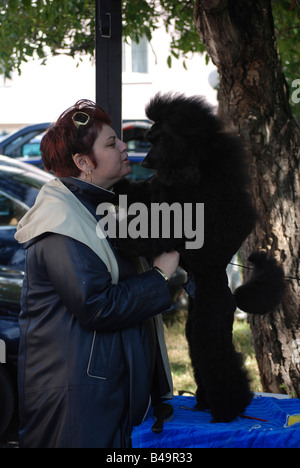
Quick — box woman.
[15,99,179,448]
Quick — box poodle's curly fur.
[113,93,285,422]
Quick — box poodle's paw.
[209,391,254,423]
[195,390,210,411]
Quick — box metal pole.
[95,0,122,138]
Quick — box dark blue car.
[0,157,54,435]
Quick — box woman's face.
[80,124,131,189]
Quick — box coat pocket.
[87,331,116,379]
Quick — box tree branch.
[194,0,240,68]
[195,0,228,14]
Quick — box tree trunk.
[194,0,300,397]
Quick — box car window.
[0,193,27,227]
[3,131,36,157]
[22,141,41,157]
[127,138,151,153]
[3,130,45,158]
[123,123,152,154]
[127,161,154,181]
[0,167,44,207]
[22,133,45,158]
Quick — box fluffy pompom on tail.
[234,251,285,315]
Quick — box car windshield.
[0,165,51,207]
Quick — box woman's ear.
[73,154,93,173]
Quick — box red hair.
[41,99,112,177]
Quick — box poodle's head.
[143,92,222,186]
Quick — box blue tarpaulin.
[132,395,300,448]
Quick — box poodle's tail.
[234,251,285,315]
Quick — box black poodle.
[112,92,285,423]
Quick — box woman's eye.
[108,139,116,147]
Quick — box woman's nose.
[119,139,128,152]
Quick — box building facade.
[0,25,217,134]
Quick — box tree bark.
[194,0,300,397]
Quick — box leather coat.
[16,178,173,448]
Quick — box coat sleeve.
[34,233,172,332]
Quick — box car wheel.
[0,364,15,437]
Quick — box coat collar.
[60,177,115,207]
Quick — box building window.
[123,36,149,75]
[131,36,148,74]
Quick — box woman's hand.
[153,251,180,280]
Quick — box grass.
[232,318,262,392]
[164,310,197,395]
[163,309,263,396]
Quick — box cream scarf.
[15,178,119,283]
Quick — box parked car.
[0,120,153,169]
[0,156,54,436]
[0,154,186,437]
[0,123,51,168]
